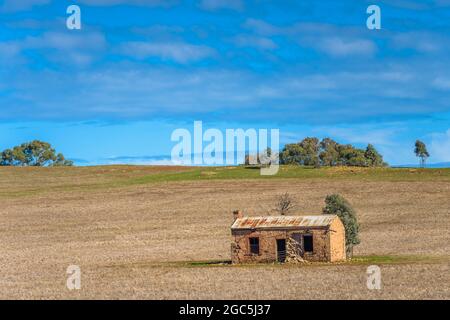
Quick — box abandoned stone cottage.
[231,211,346,263]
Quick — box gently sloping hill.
[0,165,197,198]
[129,166,450,184]
[1,166,449,199]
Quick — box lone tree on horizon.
[414,140,429,168]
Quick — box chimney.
[233,210,243,221]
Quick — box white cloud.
[103,155,175,166]
[76,0,174,7]
[0,0,50,12]
[25,31,106,51]
[377,0,432,10]
[379,0,450,10]
[0,41,21,57]
[391,32,448,53]
[244,19,377,57]
[78,0,164,6]
[435,0,450,6]
[199,0,243,11]
[1,0,175,12]
[433,77,450,90]
[232,35,277,50]
[131,25,185,38]
[313,125,404,146]
[244,19,283,36]
[2,62,445,123]
[314,37,377,57]
[244,18,450,58]
[0,31,107,67]
[120,41,216,63]
[430,129,450,162]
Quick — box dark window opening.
[249,237,259,254]
[303,235,313,252]
[276,239,286,262]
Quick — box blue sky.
[1,0,450,165]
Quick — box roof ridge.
[232,215,337,229]
[237,214,336,219]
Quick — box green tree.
[336,144,368,167]
[280,143,304,165]
[414,140,429,168]
[364,144,385,167]
[298,137,320,167]
[281,137,386,168]
[346,149,368,167]
[54,153,74,166]
[322,194,360,258]
[0,140,73,167]
[280,138,320,166]
[1,149,14,166]
[319,138,339,166]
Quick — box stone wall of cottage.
[231,228,333,263]
[329,217,346,262]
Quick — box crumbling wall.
[285,236,305,263]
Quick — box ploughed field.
[0,165,449,299]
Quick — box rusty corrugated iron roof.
[231,215,337,230]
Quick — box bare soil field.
[0,166,449,299]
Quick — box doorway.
[276,239,286,262]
